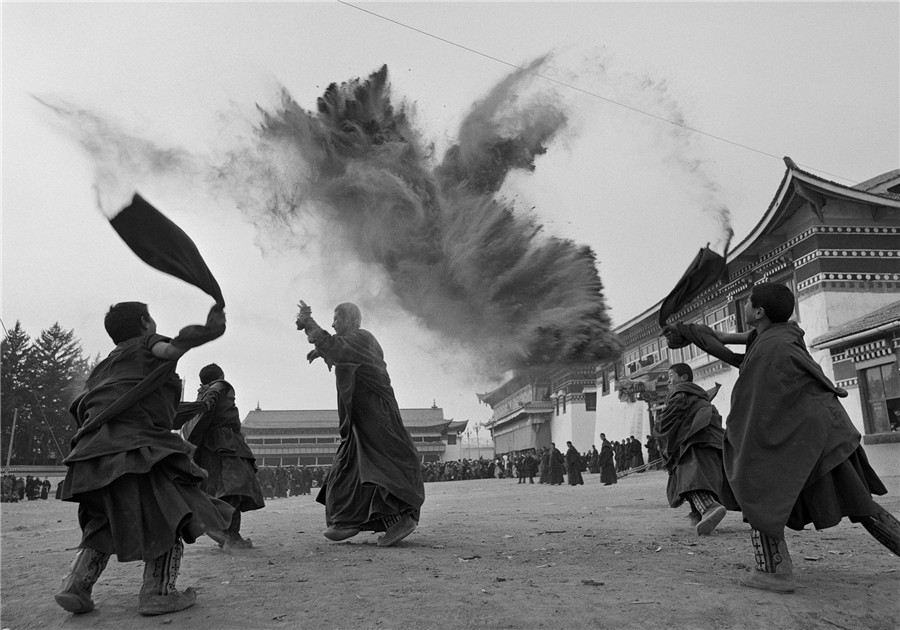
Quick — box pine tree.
[28,323,90,464]
[1,322,36,465]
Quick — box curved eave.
[729,163,900,263]
[612,163,900,334]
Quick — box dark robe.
[599,440,617,484]
[588,448,600,473]
[666,322,889,535]
[632,440,644,467]
[549,448,565,485]
[565,446,584,485]
[723,321,886,537]
[655,382,725,508]
[62,333,231,562]
[539,451,550,483]
[310,327,425,530]
[178,380,264,513]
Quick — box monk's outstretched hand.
[296,300,313,331]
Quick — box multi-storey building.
[481,162,900,477]
[242,404,467,466]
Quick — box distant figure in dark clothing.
[565,442,584,486]
[297,301,425,547]
[588,446,600,474]
[539,448,550,484]
[598,434,617,485]
[548,443,565,485]
[178,363,265,551]
[630,436,644,470]
[655,363,727,536]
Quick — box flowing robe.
[598,441,617,484]
[178,380,264,513]
[310,327,425,530]
[62,333,231,561]
[565,446,584,485]
[654,382,725,508]
[668,321,887,537]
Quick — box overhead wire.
[336,0,858,184]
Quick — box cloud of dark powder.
[224,61,623,371]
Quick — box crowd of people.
[256,465,320,498]
[1,473,54,502]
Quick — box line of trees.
[1,321,95,466]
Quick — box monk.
[178,363,265,551]
[655,363,727,535]
[598,434,617,485]
[565,441,584,486]
[296,301,425,547]
[548,443,566,485]
[665,282,899,593]
[57,302,231,616]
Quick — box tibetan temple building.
[479,161,900,477]
[242,404,468,466]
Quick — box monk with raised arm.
[296,301,425,547]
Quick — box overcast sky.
[3,1,898,432]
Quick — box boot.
[54,547,110,613]
[377,513,417,547]
[688,491,727,536]
[138,539,197,616]
[739,529,795,593]
[859,503,900,556]
[223,509,253,550]
[323,526,361,541]
[686,510,702,527]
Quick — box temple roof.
[242,407,450,430]
[614,161,900,333]
[810,300,900,349]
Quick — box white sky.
[2,1,898,432]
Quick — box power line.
[336,0,858,184]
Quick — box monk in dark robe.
[57,302,231,616]
[178,363,265,550]
[296,301,425,547]
[538,448,550,484]
[565,442,584,486]
[598,434,617,485]
[665,283,899,593]
[588,446,600,474]
[548,443,565,485]
[655,363,727,535]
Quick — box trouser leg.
[859,502,900,556]
[55,547,111,613]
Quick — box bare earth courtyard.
[2,470,898,630]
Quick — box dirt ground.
[1,470,898,630]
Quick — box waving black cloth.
[111,193,224,308]
[310,328,425,530]
[658,246,727,327]
[655,382,725,508]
